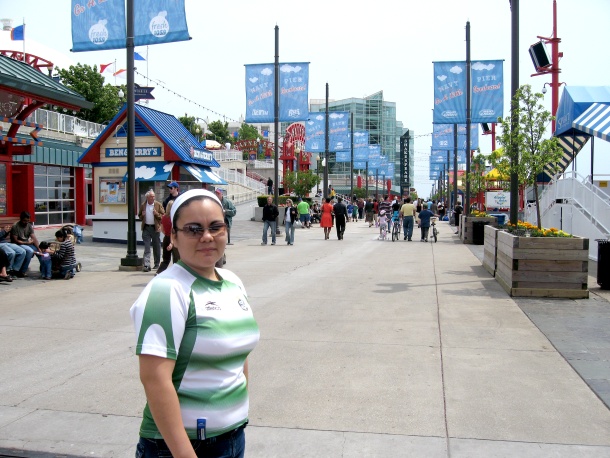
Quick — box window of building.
[34,165,75,225]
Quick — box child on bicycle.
[378,210,388,240]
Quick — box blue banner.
[367,145,381,169]
[471,60,503,123]
[304,111,349,152]
[431,124,479,150]
[336,151,350,162]
[353,130,369,161]
[279,63,309,121]
[71,0,126,52]
[433,61,467,124]
[245,63,309,123]
[245,64,275,123]
[431,149,465,164]
[354,162,367,169]
[134,0,190,46]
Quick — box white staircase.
[525,171,610,260]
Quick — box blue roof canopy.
[554,86,610,136]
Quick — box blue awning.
[122,162,174,182]
[572,103,610,142]
[183,163,227,185]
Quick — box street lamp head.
[118,89,124,98]
[542,86,547,94]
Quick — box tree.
[491,84,563,229]
[283,170,321,197]
[55,63,125,124]
[352,187,367,199]
[207,120,230,144]
[178,114,199,139]
[467,152,488,210]
[238,123,259,141]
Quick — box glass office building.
[309,91,414,194]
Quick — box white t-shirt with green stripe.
[130,262,260,439]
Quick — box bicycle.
[391,216,401,242]
[431,217,438,243]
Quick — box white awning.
[182,163,227,185]
[572,102,610,142]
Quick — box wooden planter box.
[460,215,498,244]
[483,225,499,277]
[495,230,589,298]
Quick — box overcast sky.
[1,0,609,197]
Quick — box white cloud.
[163,162,174,173]
[134,165,158,180]
[280,64,302,73]
[315,115,324,121]
[307,120,315,125]
[472,61,495,71]
[450,66,463,74]
[354,132,366,137]
[437,75,447,81]
[249,77,258,83]
[260,68,273,76]
[329,113,345,119]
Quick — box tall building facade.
[309,91,414,194]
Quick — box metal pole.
[551,0,559,134]
[274,26,280,207]
[465,21,472,215]
[510,0,520,225]
[365,162,369,197]
[120,0,140,269]
[350,112,354,201]
[453,124,458,209]
[591,136,594,184]
[446,150,450,209]
[323,83,329,200]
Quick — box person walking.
[261,196,278,245]
[454,202,464,234]
[267,177,273,194]
[296,198,311,228]
[417,203,434,242]
[320,197,334,240]
[364,198,374,227]
[283,199,299,245]
[357,198,365,220]
[130,189,259,458]
[333,197,348,240]
[163,181,180,211]
[138,190,164,272]
[156,200,180,275]
[215,188,236,245]
[399,197,416,241]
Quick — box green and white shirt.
[130,262,260,439]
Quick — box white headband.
[170,189,222,223]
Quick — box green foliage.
[467,153,488,194]
[208,120,230,144]
[283,170,321,198]
[492,84,563,228]
[352,187,367,199]
[178,114,199,139]
[238,123,260,141]
[55,63,125,123]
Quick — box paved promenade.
[1,202,610,457]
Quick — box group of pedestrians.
[0,212,78,281]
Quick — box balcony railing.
[24,108,104,139]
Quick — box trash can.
[597,239,610,289]
[490,213,507,226]
[472,221,489,245]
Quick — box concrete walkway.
[1,205,609,457]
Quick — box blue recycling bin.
[489,213,507,226]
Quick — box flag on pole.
[113,68,127,80]
[134,52,146,61]
[100,62,114,74]
[11,24,24,41]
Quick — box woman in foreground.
[130,189,260,458]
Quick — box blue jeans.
[40,258,52,278]
[0,243,26,271]
[59,263,77,278]
[285,221,295,244]
[17,244,37,274]
[262,220,276,244]
[135,427,245,458]
[403,216,414,240]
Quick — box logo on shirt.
[238,299,248,311]
[204,301,221,311]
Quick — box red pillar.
[75,167,87,225]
